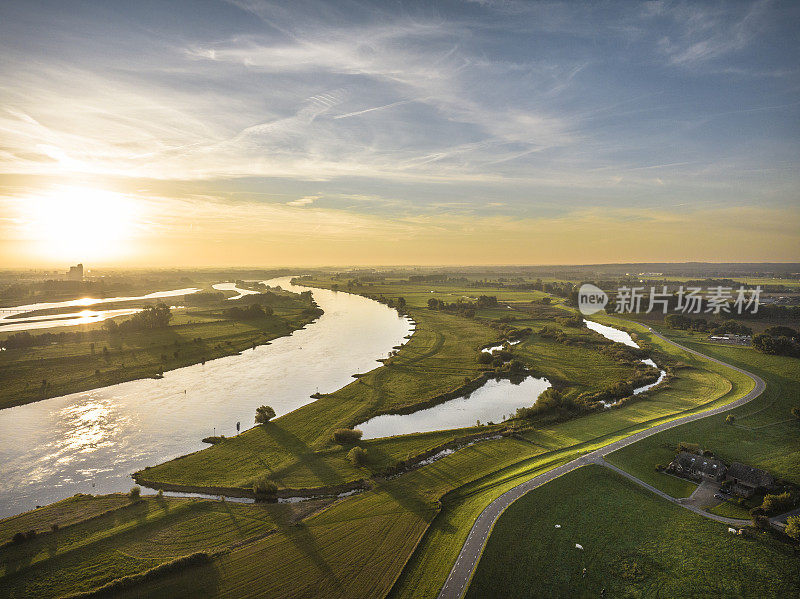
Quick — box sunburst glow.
[19,186,142,262]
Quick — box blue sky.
[0,0,798,265]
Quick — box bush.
[677,442,700,454]
[333,428,363,445]
[12,532,25,543]
[786,515,800,540]
[255,405,276,424]
[751,514,770,530]
[253,477,277,498]
[348,446,368,466]
[128,486,141,500]
[51,523,59,532]
[555,315,583,327]
[760,491,796,516]
[725,414,736,424]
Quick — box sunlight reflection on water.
[0,277,412,517]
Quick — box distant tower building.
[67,263,84,281]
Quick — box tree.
[129,486,141,500]
[255,405,276,424]
[427,298,439,309]
[764,326,799,340]
[760,492,796,516]
[786,515,800,540]
[333,428,362,444]
[253,477,277,498]
[348,446,368,466]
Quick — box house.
[726,462,776,498]
[667,452,727,482]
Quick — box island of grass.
[0,285,322,409]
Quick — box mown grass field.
[0,494,327,599]
[606,328,800,495]
[0,296,317,410]
[465,465,800,599]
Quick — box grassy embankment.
[103,280,754,599]
[465,465,800,599]
[0,290,318,410]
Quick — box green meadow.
[466,465,800,599]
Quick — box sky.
[0,0,798,267]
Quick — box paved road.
[438,326,765,599]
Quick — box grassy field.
[0,293,318,410]
[130,281,761,599]
[465,465,800,599]
[0,494,328,599]
[606,329,800,495]
[4,279,783,598]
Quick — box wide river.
[0,277,411,518]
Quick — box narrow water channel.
[583,320,667,405]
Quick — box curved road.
[438,326,766,599]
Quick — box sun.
[21,186,142,263]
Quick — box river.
[0,287,201,333]
[0,277,412,517]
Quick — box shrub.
[677,442,700,454]
[128,486,141,500]
[786,515,800,540]
[255,405,276,424]
[725,414,736,424]
[555,315,583,327]
[12,532,25,543]
[348,446,368,466]
[792,407,800,420]
[253,477,278,498]
[51,523,59,532]
[333,428,363,445]
[760,491,796,516]
[751,514,770,530]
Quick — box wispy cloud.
[0,0,796,259]
[286,195,319,206]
